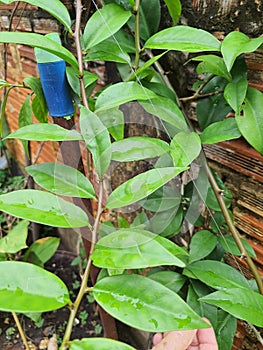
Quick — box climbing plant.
[0,1,263,349]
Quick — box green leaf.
[141,185,181,212]
[5,123,83,141]
[236,87,263,154]
[70,338,136,350]
[148,271,186,293]
[23,237,60,266]
[148,207,183,238]
[200,288,263,327]
[221,31,263,71]
[85,40,131,64]
[128,52,168,81]
[196,77,232,130]
[0,220,28,254]
[18,95,33,156]
[18,95,33,128]
[95,82,157,112]
[189,230,217,263]
[1,0,72,32]
[0,32,78,71]
[112,136,169,162]
[224,78,248,114]
[218,235,256,258]
[200,118,241,144]
[144,26,221,52]
[80,107,112,177]
[0,190,90,228]
[26,163,95,199]
[23,76,48,121]
[97,107,124,141]
[0,79,11,88]
[83,4,132,50]
[139,97,188,131]
[106,167,187,209]
[170,132,201,167]
[192,55,232,82]
[215,312,237,350]
[128,0,161,40]
[92,228,187,269]
[163,0,182,25]
[93,274,209,332]
[184,260,250,290]
[0,261,70,312]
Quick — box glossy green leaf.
[148,207,183,238]
[221,31,263,71]
[97,107,124,141]
[106,167,186,209]
[26,163,95,199]
[215,312,237,350]
[85,40,131,64]
[0,261,70,312]
[189,230,217,263]
[1,0,72,32]
[0,32,78,71]
[0,190,90,228]
[218,235,256,258]
[80,106,112,177]
[129,52,167,81]
[144,26,221,52]
[164,0,182,25]
[83,4,132,50]
[5,123,83,141]
[224,78,248,114]
[148,271,186,293]
[23,237,60,266]
[184,260,250,290]
[170,132,201,167]
[0,220,28,254]
[200,288,263,327]
[139,97,188,131]
[23,76,48,121]
[128,0,160,40]
[112,136,169,162]
[192,55,231,82]
[66,69,98,97]
[95,82,157,112]
[70,338,135,350]
[18,95,33,156]
[92,228,187,269]
[18,95,33,129]
[236,87,263,154]
[196,77,232,130]
[93,274,209,332]
[200,118,241,144]
[141,185,181,212]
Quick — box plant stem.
[12,312,30,350]
[204,163,263,294]
[74,0,89,108]
[134,0,141,71]
[60,180,104,349]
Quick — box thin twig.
[74,0,89,108]
[60,180,104,349]
[180,89,224,102]
[12,312,30,350]
[134,0,141,70]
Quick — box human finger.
[152,329,197,350]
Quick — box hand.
[151,319,218,350]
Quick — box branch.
[134,0,141,71]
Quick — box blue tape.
[37,60,74,117]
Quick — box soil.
[0,251,103,350]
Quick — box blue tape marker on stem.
[35,33,74,118]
